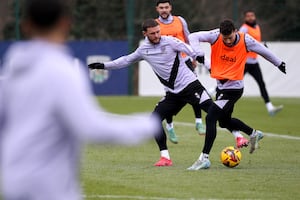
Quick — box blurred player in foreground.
[0,0,160,199]
[240,10,283,116]
[155,0,206,143]
[187,19,286,170]
[89,19,212,167]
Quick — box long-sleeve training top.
[0,40,159,200]
[104,36,198,94]
[188,29,282,90]
[239,25,260,64]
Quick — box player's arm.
[188,29,219,66]
[54,64,160,145]
[188,29,219,56]
[239,26,248,34]
[240,26,268,47]
[88,49,142,70]
[178,16,190,43]
[168,36,198,60]
[245,34,286,73]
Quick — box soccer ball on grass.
[220,146,242,168]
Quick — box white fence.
[138,42,300,97]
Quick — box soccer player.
[88,19,212,167]
[240,10,283,116]
[0,0,160,199]
[155,0,205,143]
[187,19,286,170]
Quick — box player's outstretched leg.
[228,118,264,153]
[219,116,249,149]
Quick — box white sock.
[160,150,170,160]
[232,130,243,138]
[266,102,274,111]
[195,118,203,124]
[198,152,209,161]
[166,122,173,130]
[250,129,257,137]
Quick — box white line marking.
[84,194,258,200]
[84,195,179,200]
[175,121,300,140]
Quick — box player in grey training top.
[88,19,213,167]
[0,1,160,199]
[155,0,206,143]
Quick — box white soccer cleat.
[250,130,264,154]
[268,105,283,116]
[187,159,211,170]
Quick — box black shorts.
[215,88,244,115]
[154,80,209,120]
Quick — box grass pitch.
[81,97,300,200]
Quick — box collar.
[233,33,240,45]
[144,36,162,46]
[222,33,240,47]
[158,14,174,24]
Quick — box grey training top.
[104,36,198,94]
[0,40,159,200]
[239,25,262,64]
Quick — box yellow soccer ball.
[220,146,242,168]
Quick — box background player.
[187,19,286,170]
[240,10,283,116]
[155,0,205,143]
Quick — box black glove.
[88,62,105,69]
[278,62,286,74]
[196,56,204,64]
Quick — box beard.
[149,37,161,44]
[245,20,257,27]
[160,12,170,19]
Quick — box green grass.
[81,97,300,200]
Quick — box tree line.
[2,0,300,45]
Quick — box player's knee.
[206,111,218,125]
[206,104,221,123]
[152,110,164,121]
[218,120,227,128]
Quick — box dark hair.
[243,9,255,16]
[142,19,159,32]
[156,0,171,6]
[24,0,70,29]
[220,19,236,35]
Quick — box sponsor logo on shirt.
[220,54,236,62]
